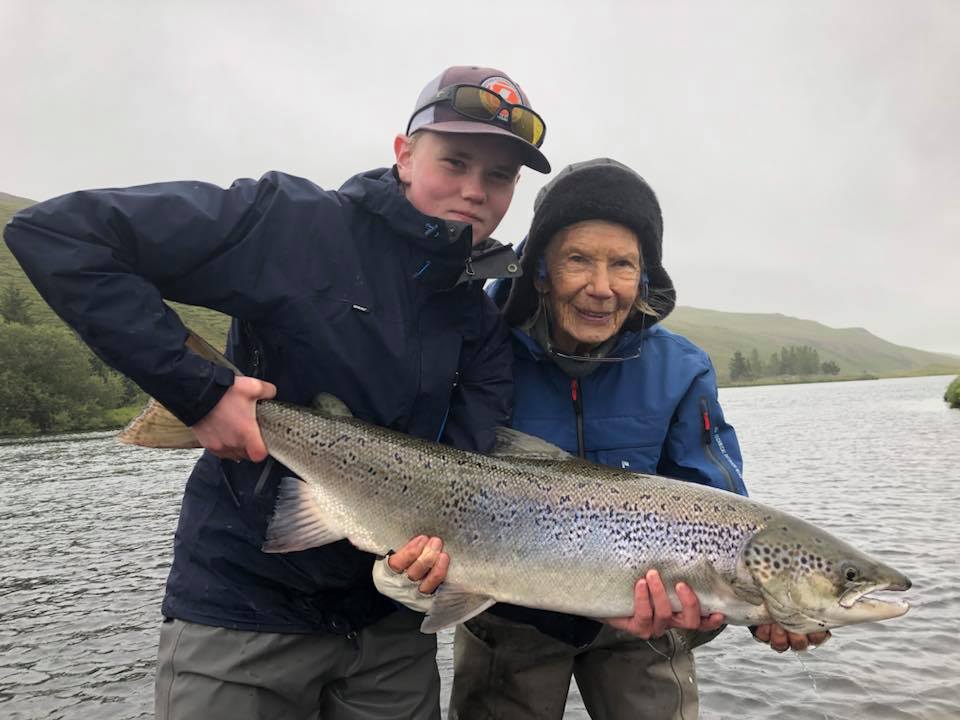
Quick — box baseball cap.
[406,66,551,173]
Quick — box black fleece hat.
[502,158,676,330]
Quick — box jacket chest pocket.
[584,415,667,473]
[593,446,662,473]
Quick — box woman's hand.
[604,569,726,639]
[750,623,831,652]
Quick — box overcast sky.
[3,0,958,353]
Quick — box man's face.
[394,131,522,245]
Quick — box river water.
[1,374,958,719]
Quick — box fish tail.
[117,329,240,449]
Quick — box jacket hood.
[501,158,676,330]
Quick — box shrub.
[946,376,960,409]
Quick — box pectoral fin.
[419,585,496,633]
[262,477,347,552]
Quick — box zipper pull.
[699,398,712,445]
[570,378,581,410]
[571,379,585,458]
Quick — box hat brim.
[415,121,551,173]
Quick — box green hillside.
[662,306,960,382]
[2,191,958,387]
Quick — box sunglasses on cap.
[407,84,546,148]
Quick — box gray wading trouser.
[450,612,722,720]
[156,608,440,720]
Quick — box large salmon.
[120,331,911,634]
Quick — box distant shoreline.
[717,370,958,389]
[3,373,957,440]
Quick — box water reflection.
[1,376,958,718]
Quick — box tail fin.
[118,329,241,449]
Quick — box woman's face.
[394,131,521,245]
[539,220,642,353]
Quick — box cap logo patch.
[482,76,521,122]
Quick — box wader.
[156,608,440,720]
[450,612,720,720]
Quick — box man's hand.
[750,623,831,653]
[372,535,449,613]
[191,376,277,462]
[388,535,450,594]
[604,569,726,640]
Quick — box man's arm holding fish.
[191,376,277,462]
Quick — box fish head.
[742,518,911,634]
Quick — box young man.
[4,66,549,720]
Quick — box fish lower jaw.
[838,584,912,621]
[840,596,911,621]
[778,599,911,634]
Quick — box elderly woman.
[447,158,827,720]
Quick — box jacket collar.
[512,324,650,364]
[339,167,520,289]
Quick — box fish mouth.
[838,580,911,619]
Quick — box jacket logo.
[424,222,439,237]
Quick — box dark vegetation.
[945,376,960,409]
[728,345,841,382]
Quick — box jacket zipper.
[571,379,585,458]
[699,398,735,493]
[435,371,459,442]
[242,320,264,378]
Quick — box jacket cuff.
[177,363,236,427]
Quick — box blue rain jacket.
[4,168,514,634]
[508,325,745,492]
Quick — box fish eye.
[841,563,860,582]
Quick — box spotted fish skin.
[254,401,911,634]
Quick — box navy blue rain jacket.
[487,278,746,644]
[4,168,514,634]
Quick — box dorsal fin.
[492,426,573,461]
[185,329,243,373]
[310,393,354,418]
